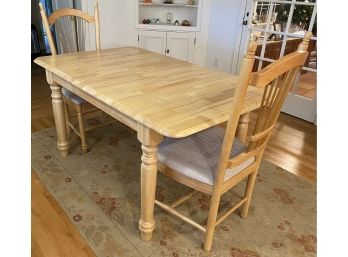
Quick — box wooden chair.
[39,1,109,153]
[156,32,312,251]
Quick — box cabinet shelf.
[136,0,202,32]
[139,3,198,8]
[136,23,198,32]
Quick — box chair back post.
[94,1,101,51]
[214,40,258,192]
[203,39,257,251]
[39,2,57,55]
[297,31,312,52]
[246,35,310,153]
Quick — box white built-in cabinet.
[135,0,202,32]
[138,30,195,63]
[135,0,201,63]
[138,31,166,55]
[166,31,195,62]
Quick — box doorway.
[234,0,317,123]
[39,0,55,54]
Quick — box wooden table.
[34,47,263,241]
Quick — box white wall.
[82,0,138,50]
[79,0,245,72]
[97,0,136,48]
[193,0,212,67]
[120,0,215,67]
[80,0,212,63]
[125,0,140,47]
[205,0,244,73]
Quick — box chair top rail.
[48,8,95,25]
[249,51,308,88]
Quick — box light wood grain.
[31,62,316,257]
[216,198,247,226]
[157,162,213,195]
[236,113,250,143]
[297,32,312,52]
[34,45,263,248]
[33,33,311,252]
[94,1,101,51]
[249,51,308,88]
[39,1,102,154]
[34,47,264,138]
[47,8,95,25]
[171,190,198,208]
[155,34,311,251]
[203,40,258,251]
[155,199,207,232]
[76,104,88,152]
[39,1,100,56]
[47,71,69,157]
[137,124,163,241]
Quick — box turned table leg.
[236,113,250,144]
[137,124,163,241]
[46,71,69,157]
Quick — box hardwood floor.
[249,111,316,182]
[294,71,317,99]
[31,64,316,257]
[32,170,96,257]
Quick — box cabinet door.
[166,32,195,63]
[138,31,166,55]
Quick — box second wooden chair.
[156,32,312,251]
[39,1,112,153]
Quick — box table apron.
[52,74,138,132]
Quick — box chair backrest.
[246,32,311,156]
[39,1,100,55]
[214,32,312,187]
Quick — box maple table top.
[35,47,263,138]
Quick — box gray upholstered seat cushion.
[62,88,86,105]
[158,126,255,185]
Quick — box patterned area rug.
[31,123,316,257]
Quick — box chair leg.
[76,104,88,153]
[241,170,258,219]
[64,99,71,139]
[203,194,221,251]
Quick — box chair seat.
[62,88,86,105]
[158,126,255,186]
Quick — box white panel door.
[166,32,195,63]
[235,0,317,123]
[138,30,166,55]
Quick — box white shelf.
[139,3,198,8]
[135,0,202,32]
[136,23,198,32]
